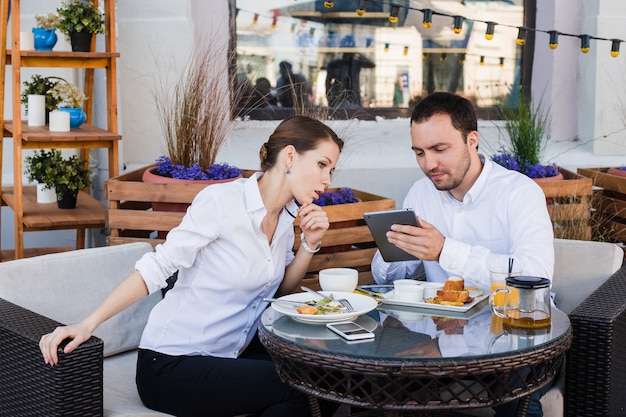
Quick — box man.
[372,91,553,291]
[371,92,554,417]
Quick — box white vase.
[36,183,57,204]
[27,94,46,127]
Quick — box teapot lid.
[505,276,550,289]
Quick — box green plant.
[56,0,105,35]
[21,75,63,113]
[24,149,63,189]
[51,154,92,201]
[35,12,61,30]
[498,95,550,167]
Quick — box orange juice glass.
[489,270,522,307]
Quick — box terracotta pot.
[607,167,626,178]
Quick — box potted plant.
[49,77,88,128]
[51,154,93,209]
[33,12,60,51]
[56,0,105,52]
[24,149,62,204]
[312,187,360,206]
[20,74,63,121]
[491,95,561,180]
[144,40,245,186]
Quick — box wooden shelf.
[1,186,106,231]
[3,121,120,145]
[0,0,119,260]
[5,50,120,68]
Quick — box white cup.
[318,268,358,293]
[421,282,444,300]
[20,32,34,50]
[393,279,424,302]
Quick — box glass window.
[234,0,525,119]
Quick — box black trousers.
[136,336,311,417]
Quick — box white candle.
[48,110,70,132]
[27,94,46,127]
[20,32,34,50]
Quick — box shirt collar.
[243,171,299,221]
[458,154,491,204]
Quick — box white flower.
[49,79,88,108]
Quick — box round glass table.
[259,298,572,417]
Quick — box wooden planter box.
[105,166,395,288]
[577,167,626,244]
[535,168,593,240]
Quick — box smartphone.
[326,321,375,341]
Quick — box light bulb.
[479,56,485,66]
[516,27,527,46]
[389,5,399,24]
[422,9,432,29]
[549,31,559,50]
[485,22,496,40]
[356,0,367,16]
[324,1,334,8]
[580,35,590,54]
[611,39,621,57]
[453,16,464,34]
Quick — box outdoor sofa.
[0,239,624,417]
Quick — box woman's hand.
[298,203,329,247]
[39,322,93,366]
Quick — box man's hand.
[386,217,445,261]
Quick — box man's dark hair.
[410,92,478,141]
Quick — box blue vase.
[32,28,58,51]
[59,107,87,129]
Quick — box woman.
[39,116,343,417]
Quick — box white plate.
[269,291,378,324]
[379,289,487,312]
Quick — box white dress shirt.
[372,156,554,290]
[136,173,297,358]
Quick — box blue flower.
[155,156,241,180]
[491,150,559,179]
[313,188,359,206]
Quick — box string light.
[611,39,621,57]
[309,28,315,37]
[403,46,409,56]
[459,54,465,64]
[389,5,399,24]
[422,9,432,28]
[440,53,447,62]
[422,52,426,60]
[499,57,504,67]
[356,0,367,16]
[453,16,464,34]
[549,30,559,49]
[485,22,496,40]
[236,3,626,59]
[516,27,527,45]
[384,42,390,53]
[479,56,485,66]
[580,35,590,53]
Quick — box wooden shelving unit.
[0,0,120,260]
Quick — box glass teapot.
[489,276,551,329]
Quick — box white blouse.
[136,173,297,358]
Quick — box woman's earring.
[285,167,291,174]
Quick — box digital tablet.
[364,209,420,262]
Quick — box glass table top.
[260,298,571,361]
